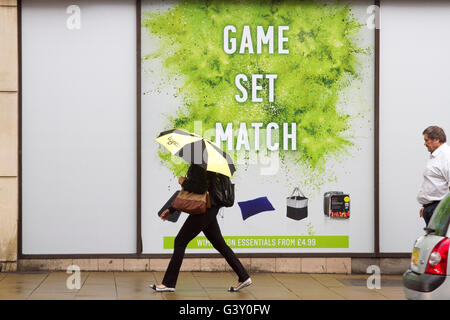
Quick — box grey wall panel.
[380,1,450,252]
[21,0,137,254]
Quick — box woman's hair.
[423,126,447,143]
[183,164,207,194]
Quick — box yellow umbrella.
[155,129,235,177]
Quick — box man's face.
[424,134,442,153]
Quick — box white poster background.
[141,0,375,254]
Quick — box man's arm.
[444,155,450,189]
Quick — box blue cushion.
[238,197,275,220]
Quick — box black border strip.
[19,252,411,259]
[374,0,380,255]
[136,0,143,254]
[17,0,23,261]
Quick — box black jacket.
[181,164,208,194]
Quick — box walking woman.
[151,164,252,292]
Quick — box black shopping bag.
[286,187,308,221]
[158,191,181,223]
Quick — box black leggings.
[162,206,249,288]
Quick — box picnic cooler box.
[323,191,350,219]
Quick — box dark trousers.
[162,206,249,288]
[423,201,439,226]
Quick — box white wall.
[21,0,137,254]
[380,1,450,252]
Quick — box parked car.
[403,194,450,299]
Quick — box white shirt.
[417,143,450,205]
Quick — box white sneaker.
[150,284,175,292]
[228,278,252,292]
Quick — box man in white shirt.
[417,126,450,225]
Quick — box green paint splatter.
[157,150,190,177]
[143,0,367,181]
[307,222,316,236]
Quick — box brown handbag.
[172,190,211,214]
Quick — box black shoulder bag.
[209,173,235,207]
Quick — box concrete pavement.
[0,271,406,300]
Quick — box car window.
[428,194,450,236]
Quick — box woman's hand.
[178,176,186,185]
[160,209,170,221]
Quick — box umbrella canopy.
[156,129,236,177]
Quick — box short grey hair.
[423,126,447,143]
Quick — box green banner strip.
[163,236,349,249]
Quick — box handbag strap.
[290,187,306,198]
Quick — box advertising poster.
[141,0,375,254]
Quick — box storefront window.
[21,0,137,254]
